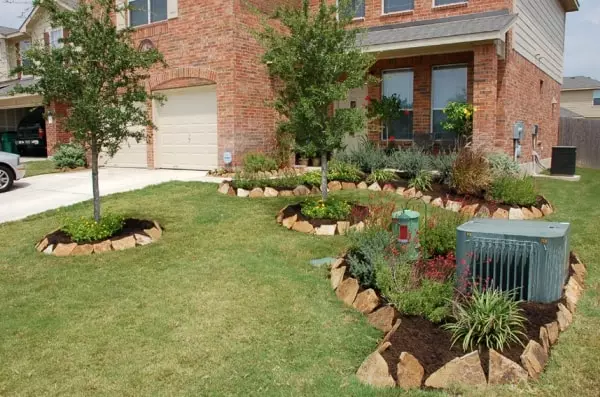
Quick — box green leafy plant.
[442,102,474,146]
[232,172,303,190]
[242,153,278,174]
[346,227,393,288]
[300,197,351,220]
[301,171,322,186]
[328,160,363,182]
[443,288,527,352]
[408,170,433,192]
[490,176,538,206]
[419,210,466,258]
[386,146,432,178]
[451,149,491,196]
[53,143,87,169]
[366,169,397,184]
[487,152,521,179]
[62,213,125,243]
[366,94,408,142]
[430,151,457,186]
[338,137,389,173]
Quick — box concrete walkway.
[0,167,225,224]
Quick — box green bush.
[451,149,491,196]
[376,259,454,323]
[338,138,388,173]
[62,214,125,243]
[490,176,537,207]
[420,211,466,258]
[443,288,527,352]
[386,146,432,178]
[430,151,457,185]
[408,170,433,192]
[366,169,397,184]
[53,143,87,169]
[232,172,303,190]
[300,197,351,221]
[487,152,521,179]
[242,152,278,174]
[301,171,322,186]
[328,160,363,182]
[346,228,393,288]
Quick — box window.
[19,40,32,69]
[593,90,600,106]
[50,28,63,48]
[129,0,167,27]
[382,69,414,140]
[339,0,365,19]
[432,65,468,140]
[383,0,414,14]
[434,0,468,6]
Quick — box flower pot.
[298,157,309,167]
[311,157,321,167]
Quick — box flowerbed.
[276,202,368,236]
[35,219,162,256]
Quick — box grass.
[24,160,60,177]
[0,170,599,396]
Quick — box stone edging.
[328,253,586,390]
[275,205,365,236]
[35,221,163,256]
[218,181,554,220]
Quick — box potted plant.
[441,102,475,148]
[366,94,406,146]
[296,145,310,166]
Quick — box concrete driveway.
[0,168,225,224]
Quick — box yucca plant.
[443,288,527,352]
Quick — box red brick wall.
[366,52,474,142]
[46,102,72,154]
[472,44,498,152]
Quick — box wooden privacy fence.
[559,117,600,169]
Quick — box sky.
[0,0,598,80]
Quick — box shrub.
[490,176,537,206]
[415,252,457,282]
[301,171,322,186]
[242,152,278,174]
[328,160,363,182]
[451,149,491,196]
[365,192,396,230]
[443,288,527,352]
[441,102,474,145]
[386,146,432,178]
[300,197,351,220]
[53,143,87,169]
[232,172,303,190]
[338,138,388,173]
[430,151,457,185]
[62,213,124,243]
[419,211,466,258]
[347,228,394,288]
[487,152,521,179]
[366,169,397,184]
[408,170,433,192]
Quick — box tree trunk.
[90,140,101,222]
[320,152,328,201]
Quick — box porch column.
[472,44,498,152]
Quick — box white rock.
[237,188,250,197]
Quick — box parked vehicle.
[16,107,46,156]
[0,151,26,192]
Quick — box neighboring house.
[559,107,583,119]
[561,76,600,120]
[1,0,580,169]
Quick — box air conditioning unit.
[456,219,570,303]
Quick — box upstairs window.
[50,28,63,48]
[594,90,600,106]
[383,0,414,14]
[19,40,32,69]
[434,0,468,6]
[339,0,365,19]
[130,0,168,27]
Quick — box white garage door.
[154,85,218,170]
[101,136,148,168]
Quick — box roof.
[0,26,18,36]
[358,10,518,50]
[560,108,584,118]
[562,76,600,91]
[0,78,39,98]
[19,0,78,33]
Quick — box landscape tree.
[257,0,375,200]
[13,0,165,221]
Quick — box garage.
[100,135,148,168]
[153,85,218,170]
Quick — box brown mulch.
[45,218,155,246]
[281,203,369,227]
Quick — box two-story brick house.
[1,0,579,170]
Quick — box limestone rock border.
[218,181,554,220]
[35,220,163,257]
[276,204,365,236]
[328,252,586,390]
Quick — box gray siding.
[513,0,566,82]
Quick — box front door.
[335,85,368,151]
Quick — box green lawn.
[23,160,60,177]
[0,170,599,396]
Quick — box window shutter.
[116,0,126,30]
[44,32,50,47]
[167,0,178,19]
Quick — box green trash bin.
[391,209,420,260]
[1,131,18,154]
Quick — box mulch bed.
[281,203,369,227]
[381,300,560,383]
[45,218,156,246]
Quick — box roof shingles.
[562,76,600,90]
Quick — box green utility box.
[391,209,420,259]
[0,131,18,154]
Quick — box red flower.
[403,110,410,116]
[388,136,395,142]
[365,96,371,102]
